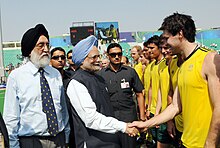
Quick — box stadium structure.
[1,28,220,78]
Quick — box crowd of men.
[0,12,220,148]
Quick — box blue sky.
[0,0,219,42]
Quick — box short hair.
[159,35,171,50]
[159,12,196,42]
[131,45,142,52]
[159,35,168,46]
[67,49,72,57]
[122,56,129,64]
[50,47,66,57]
[107,43,122,53]
[143,41,149,47]
[146,35,160,47]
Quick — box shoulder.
[204,51,218,64]
[46,65,60,76]
[8,63,29,79]
[203,51,220,75]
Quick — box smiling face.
[162,30,182,55]
[80,46,101,72]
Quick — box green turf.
[0,89,5,114]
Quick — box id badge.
[121,82,130,89]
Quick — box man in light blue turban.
[66,35,138,148]
[72,35,98,67]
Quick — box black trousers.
[19,131,65,148]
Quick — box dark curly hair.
[159,12,196,42]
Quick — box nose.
[43,45,50,52]
[58,57,63,61]
[96,56,101,62]
[115,54,120,58]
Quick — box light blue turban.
[72,35,98,67]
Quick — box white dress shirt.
[3,61,70,148]
[67,79,126,134]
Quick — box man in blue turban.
[66,35,139,148]
[72,35,98,67]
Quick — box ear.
[179,30,184,39]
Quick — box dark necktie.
[39,68,59,136]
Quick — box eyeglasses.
[109,52,122,58]
[35,42,51,50]
[67,56,72,59]
[51,55,66,60]
[87,54,101,60]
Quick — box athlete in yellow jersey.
[178,46,213,147]
[130,13,220,147]
[155,36,173,147]
[145,35,166,147]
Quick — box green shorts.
[157,123,172,144]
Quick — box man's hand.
[128,121,148,133]
[125,123,139,137]
[167,120,176,138]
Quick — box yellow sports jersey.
[169,56,179,90]
[178,47,212,147]
[134,62,143,83]
[158,60,169,111]
[143,60,155,105]
[150,58,165,114]
[169,56,183,132]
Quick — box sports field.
[0,89,5,114]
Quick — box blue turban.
[72,35,98,67]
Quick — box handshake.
[125,121,148,137]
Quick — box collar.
[27,61,51,75]
[184,44,199,61]
[105,64,128,72]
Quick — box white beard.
[30,50,50,68]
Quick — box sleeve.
[3,75,20,148]
[131,68,144,93]
[66,79,126,133]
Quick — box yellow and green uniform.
[111,28,118,39]
[178,47,212,147]
[134,62,143,83]
[143,60,155,105]
[150,58,165,114]
[158,60,169,112]
[169,56,183,132]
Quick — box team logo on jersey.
[188,64,194,71]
